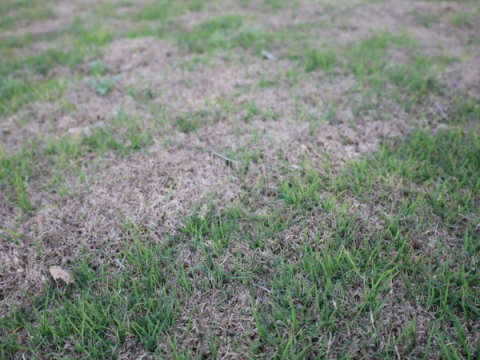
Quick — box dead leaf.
[49,266,74,284]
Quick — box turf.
[1,0,480,359]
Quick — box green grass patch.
[376,126,480,232]
[132,1,170,22]
[382,127,480,188]
[0,77,67,116]
[0,33,34,50]
[410,10,441,28]
[448,10,480,29]
[177,14,268,53]
[0,22,117,116]
[304,47,338,72]
[0,48,86,77]
[301,32,453,117]
[178,14,242,52]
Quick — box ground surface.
[1,0,480,358]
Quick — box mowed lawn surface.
[1,0,480,358]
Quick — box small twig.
[254,284,272,294]
[78,152,99,162]
[212,150,238,163]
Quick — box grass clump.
[386,127,480,188]
[132,1,170,22]
[178,14,266,52]
[0,77,67,116]
[376,127,480,237]
[304,47,338,72]
[0,48,85,77]
[449,11,480,29]
[410,11,441,28]
[178,14,242,52]
[298,32,447,115]
[0,5,55,31]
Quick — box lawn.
[1,0,480,358]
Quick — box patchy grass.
[410,11,441,28]
[0,116,156,215]
[0,48,86,77]
[0,77,67,116]
[2,122,480,357]
[1,0,480,358]
[178,14,245,52]
[300,32,452,118]
[448,10,480,29]
[0,0,57,31]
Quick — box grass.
[1,0,480,358]
[1,234,179,358]
[3,123,480,357]
[449,10,480,30]
[0,47,90,115]
[0,77,68,116]
[178,14,244,52]
[0,115,156,215]
[299,32,453,119]
[0,0,57,31]
[0,48,88,78]
[410,11,441,28]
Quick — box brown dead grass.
[104,38,253,113]
[0,145,241,308]
[446,51,480,98]
[1,17,71,38]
